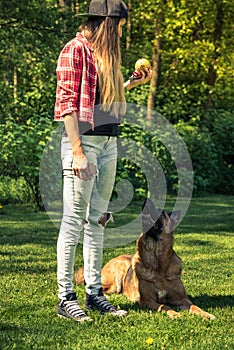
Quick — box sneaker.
[57,292,92,322]
[86,288,127,316]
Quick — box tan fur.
[75,211,215,320]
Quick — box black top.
[63,83,119,137]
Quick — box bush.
[116,109,234,200]
[0,113,55,208]
[0,109,233,207]
[0,176,33,204]
[210,110,234,194]
[175,110,234,195]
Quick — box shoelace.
[92,296,116,311]
[64,300,88,318]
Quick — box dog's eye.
[154,222,163,234]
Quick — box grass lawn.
[0,195,233,350]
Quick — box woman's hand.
[72,138,97,181]
[133,68,153,86]
[124,68,152,90]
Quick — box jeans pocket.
[62,154,73,171]
[61,137,72,161]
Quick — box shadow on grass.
[116,294,234,316]
[0,205,58,246]
[1,195,234,246]
[189,294,234,309]
[0,321,20,332]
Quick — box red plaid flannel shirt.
[54,32,97,127]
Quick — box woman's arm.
[57,43,96,181]
[64,111,96,181]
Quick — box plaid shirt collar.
[76,32,93,51]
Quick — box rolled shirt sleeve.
[54,42,82,118]
[54,33,97,127]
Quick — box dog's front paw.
[201,311,216,320]
[189,305,216,320]
[167,310,182,319]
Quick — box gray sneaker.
[57,292,92,322]
[86,288,128,316]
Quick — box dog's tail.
[74,267,85,285]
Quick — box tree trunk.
[57,0,71,9]
[14,66,18,114]
[202,2,224,117]
[72,0,79,13]
[146,0,166,121]
[147,23,161,120]
[14,66,17,101]
[126,0,132,50]
[147,7,164,121]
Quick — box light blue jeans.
[57,135,117,299]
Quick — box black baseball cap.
[76,0,128,19]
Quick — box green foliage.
[124,0,233,122]
[116,108,234,199]
[0,114,55,207]
[209,110,234,193]
[176,110,234,195]
[0,176,33,204]
[0,0,233,206]
[0,0,61,120]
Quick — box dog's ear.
[142,198,163,235]
[142,198,160,221]
[142,198,148,211]
[166,210,182,233]
[142,198,154,212]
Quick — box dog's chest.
[157,289,167,300]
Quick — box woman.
[54,0,152,322]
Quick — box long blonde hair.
[81,17,126,117]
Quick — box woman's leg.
[57,137,96,299]
[83,137,117,295]
[57,136,118,297]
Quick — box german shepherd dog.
[75,199,215,319]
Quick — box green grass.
[0,195,233,350]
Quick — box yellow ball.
[135,58,151,72]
